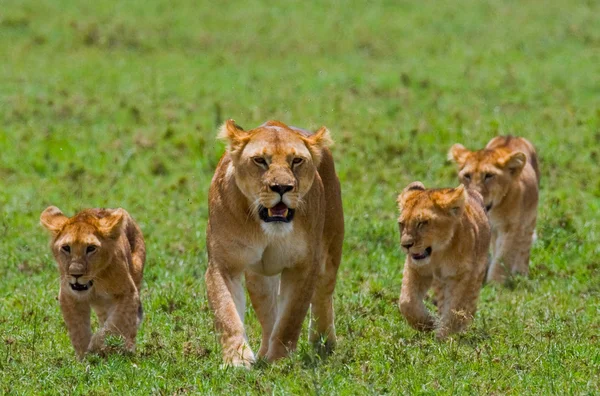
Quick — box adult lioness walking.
[205,120,344,367]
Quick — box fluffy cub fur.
[449,136,540,282]
[397,182,490,339]
[40,206,145,358]
[205,120,344,367]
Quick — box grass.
[1,0,599,394]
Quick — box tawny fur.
[40,206,145,359]
[449,136,539,283]
[205,119,344,367]
[397,182,491,339]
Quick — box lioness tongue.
[268,202,289,217]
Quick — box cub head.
[40,206,126,294]
[219,119,332,234]
[448,143,526,212]
[397,182,467,265]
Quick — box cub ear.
[500,151,527,175]
[217,119,250,155]
[433,184,466,216]
[303,126,333,166]
[397,181,426,211]
[98,208,126,239]
[40,206,68,234]
[448,144,470,166]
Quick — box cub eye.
[61,245,71,254]
[86,245,97,254]
[252,157,267,167]
[398,221,405,229]
[463,173,472,181]
[417,220,429,229]
[292,157,304,166]
[484,173,495,181]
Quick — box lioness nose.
[270,184,293,195]
[401,242,414,249]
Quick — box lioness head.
[219,119,332,234]
[448,144,526,212]
[40,206,126,294]
[397,182,467,265]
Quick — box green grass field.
[1,0,599,394]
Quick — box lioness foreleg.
[205,264,255,368]
[266,265,316,362]
[309,254,339,353]
[245,270,279,357]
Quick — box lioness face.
[449,144,526,212]
[397,182,466,265]
[219,120,331,234]
[41,207,125,294]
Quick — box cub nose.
[270,184,293,195]
[401,242,414,249]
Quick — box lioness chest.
[245,229,309,276]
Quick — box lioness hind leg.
[246,271,279,357]
[309,253,340,354]
[205,264,255,368]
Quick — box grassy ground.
[1,0,599,394]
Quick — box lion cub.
[40,206,146,358]
[449,136,540,283]
[397,182,490,339]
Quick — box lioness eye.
[61,245,71,254]
[484,173,495,181]
[253,157,267,166]
[86,245,97,254]
[292,157,303,165]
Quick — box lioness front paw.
[222,343,255,369]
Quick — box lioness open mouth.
[259,202,295,223]
[412,247,432,261]
[70,280,93,292]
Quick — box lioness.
[397,182,490,339]
[40,206,145,358]
[205,119,344,367]
[449,136,539,283]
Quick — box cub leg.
[60,290,92,359]
[245,270,279,357]
[488,224,534,283]
[266,264,317,362]
[436,275,481,339]
[89,293,140,354]
[309,253,340,353]
[399,265,435,331]
[205,264,254,368]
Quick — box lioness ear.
[448,144,470,166]
[40,206,68,234]
[217,119,250,156]
[397,181,426,211]
[98,208,126,239]
[500,151,526,175]
[304,126,333,166]
[433,185,466,216]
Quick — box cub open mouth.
[70,280,93,291]
[411,247,432,261]
[485,204,492,212]
[259,202,295,223]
